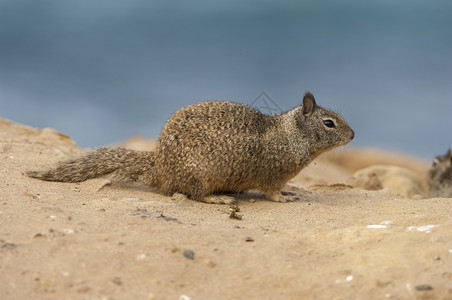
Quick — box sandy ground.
[1,118,452,300]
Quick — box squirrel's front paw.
[269,190,300,202]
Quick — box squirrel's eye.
[323,119,335,128]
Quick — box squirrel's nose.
[350,129,355,140]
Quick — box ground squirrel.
[428,149,452,197]
[28,92,354,203]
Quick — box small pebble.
[183,249,195,260]
[415,284,433,291]
[61,228,75,235]
[367,225,387,229]
[245,237,254,242]
[33,233,46,239]
[229,211,242,220]
[229,204,242,220]
[1,242,17,250]
[112,277,122,286]
[136,254,147,260]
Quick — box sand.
[1,118,451,300]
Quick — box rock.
[347,165,425,199]
[415,284,433,291]
[183,249,195,260]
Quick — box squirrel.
[28,92,354,203]
[428,149,452,198]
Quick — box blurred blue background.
[1,0,451,158]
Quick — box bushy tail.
[27,147,156,183]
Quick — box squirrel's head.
[295,92,354,154]
[428,149,452,185]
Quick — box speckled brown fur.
[28,92,354,203]
[428,149,452,197]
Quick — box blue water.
[1,0,451,159]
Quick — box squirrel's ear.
[302,92,317,115]
[447,149,452,161]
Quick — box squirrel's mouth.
[349,129,355,141]
[337,130,355,147]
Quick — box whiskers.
[311,150,338,174]
[322,147,344,162]
[311,147,349,177]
